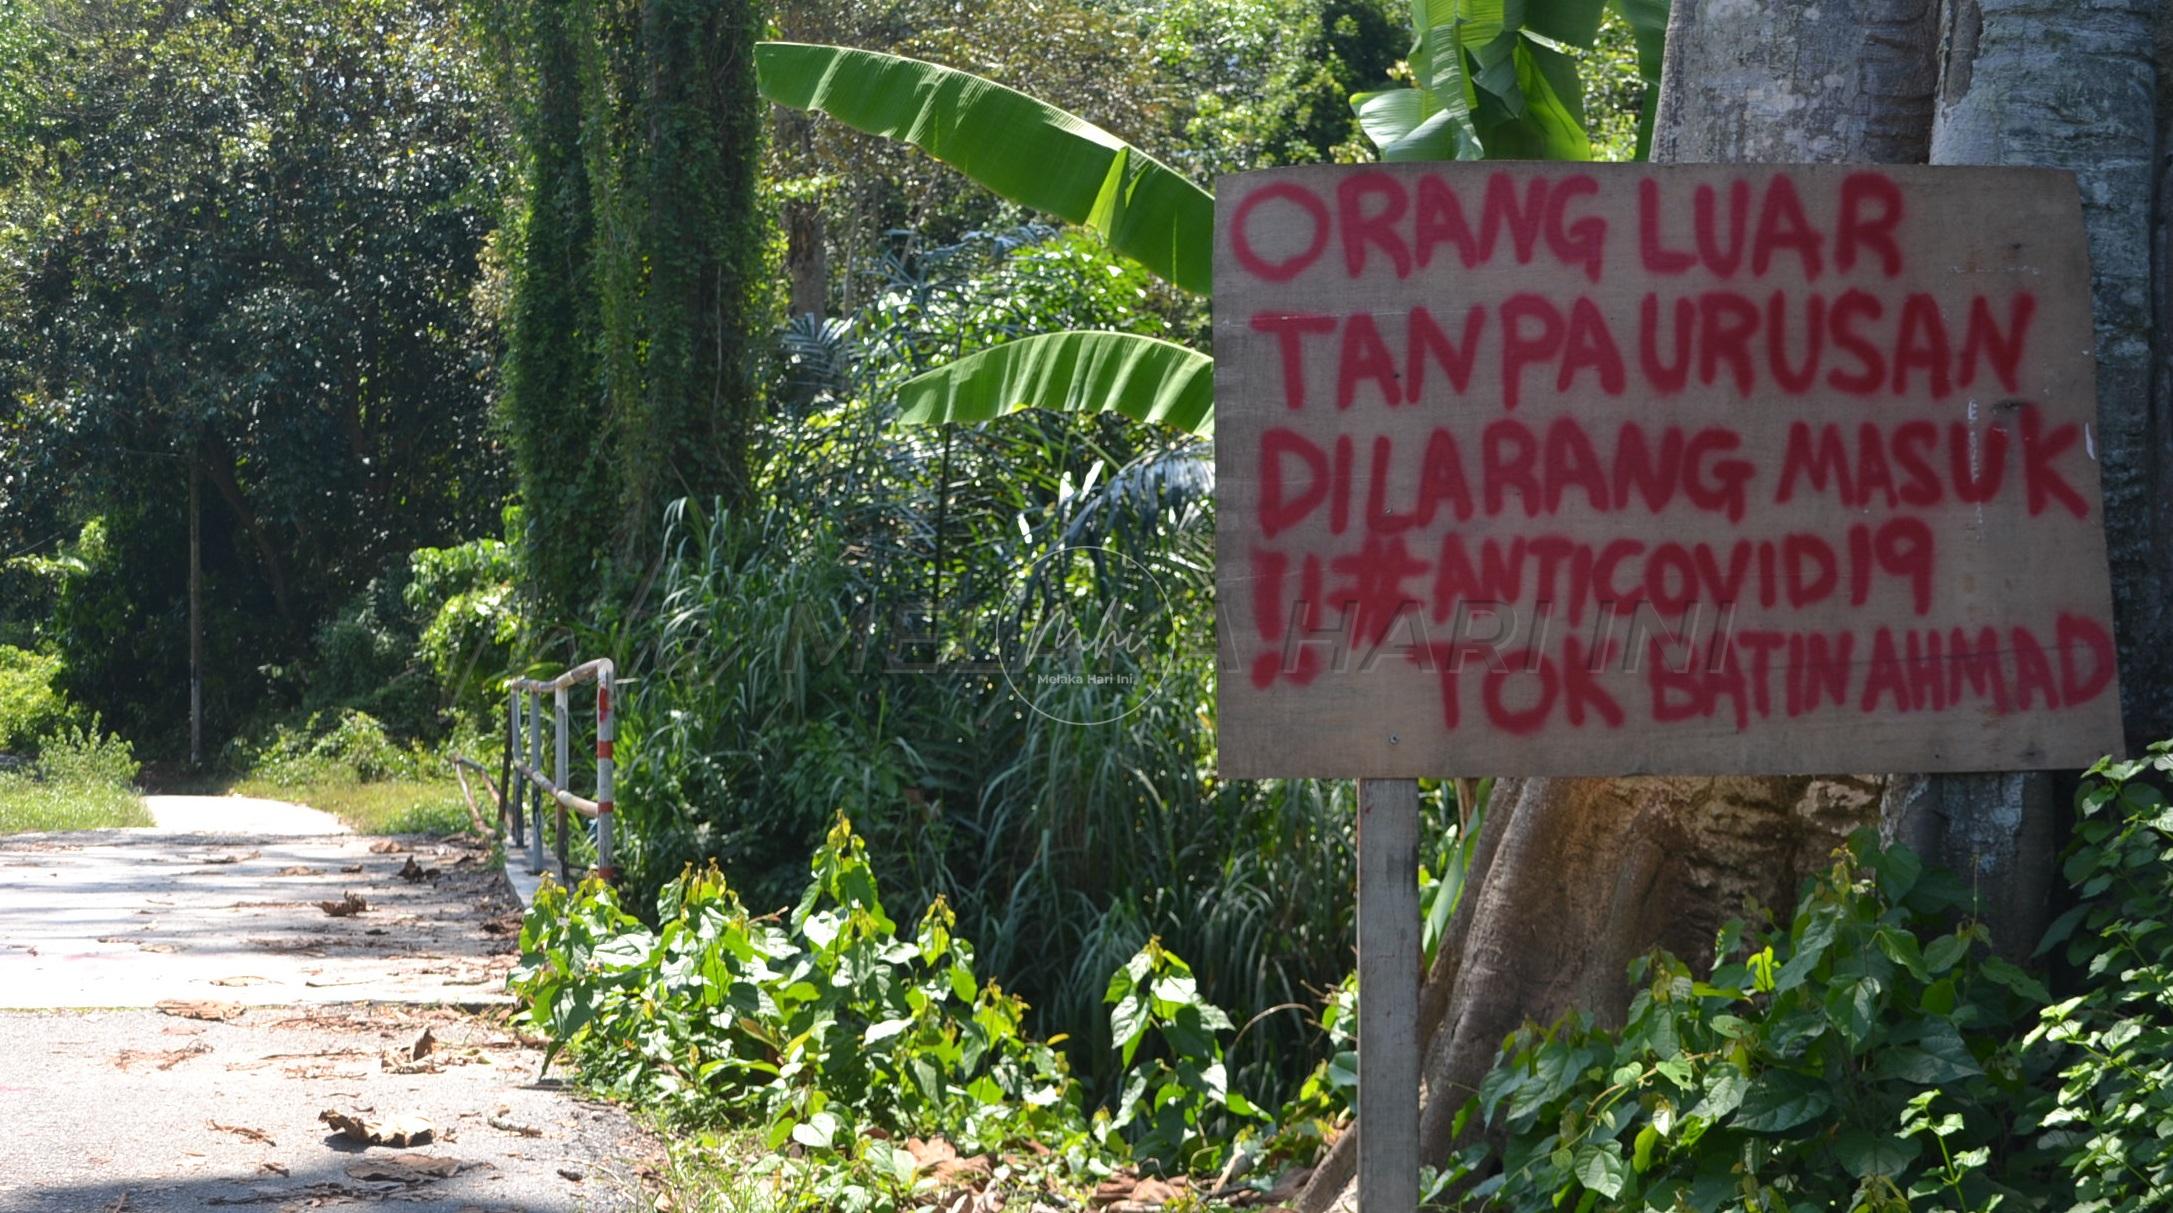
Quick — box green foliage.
[2026,742,2173,1211]
[896,332,1214,434]
[0,645,77,754]
[235,710,426,786]
[1146,0,1407,179]
[513,816,1215,1194]
[483,0,774,626]
[1446,830,2044,1213]
[0,0,506,758]
[1350,0,1665,163]
[756,42,1214,296]
[1106,938,1265,1174]
[0,721,148,835]
[407,528,524,726]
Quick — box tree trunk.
[1296,5,1944,1208]
[1879,0,2162,965]
[203,439,296,627]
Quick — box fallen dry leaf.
[341,863,364,873]
[114,1042,212,1071]
[155,999,243,1022]
[487,1107,543,1137]
[909,1138,993,1189]
[210,976,266,987]
[208,1120,276,1146]
[407,1026,436,1059]
[398,856,438,882]
[368,840,404,854]
[197,851,260,865]
[257,1161,289,1177]
[344,1152,459,1182]
[275,865,318,877]
[318,892,369,917]
[558,1167,585,1182]
[320,1108,435,1147]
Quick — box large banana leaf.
[1612,0,1669,159]
[896,332,1214,436]
[756,42,1213,297]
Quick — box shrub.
[240,709,423,785]
[1443,829,2048,1213]
[2026,741,2173,1211]
[0,644,76,753]
[510,814,1264,1202]
[33,721,139,789]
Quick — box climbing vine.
[481,0,775,628]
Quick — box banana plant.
[753,0,1666,437]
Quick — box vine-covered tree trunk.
[501,0,614,625]
[622,0,771,561]
[1296,4,1945,1208]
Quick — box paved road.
[0,797,650,1211]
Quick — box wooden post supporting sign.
[1356,777,1419,1213]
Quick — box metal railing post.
[527,689,544,875]
[595,667,615,880]
[503,690,522,846]
[553,686,570,882]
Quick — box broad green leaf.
[755,43,1212,295]
[1609,0,1668,157]
[1354,89,1485,162]
[1573,1143,1628,1197]
[896,332,1214,435]
[1525,0,1609,47]
[1875,1024,1983,1084]
[1834,1128,1920,1178]
[1483,39,1590,161]
[1733,1070,1832,1133]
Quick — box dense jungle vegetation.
[5,0,2170,1209]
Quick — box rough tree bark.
[1296,4,1944,1208]
[1883,0,2163,972]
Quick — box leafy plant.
[1444,829,2046,1212]
[512,813,1279,1202]
[0,645,78,754]
[2026,741,2173,1211]
[1106,938,1266,1174]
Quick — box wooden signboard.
[1214,164,2125,779]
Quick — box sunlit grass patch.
[235,776,473,836]
[0,771,150,834]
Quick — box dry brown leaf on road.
[318,892,368,917]
[368,840,405,854]
[344,1152,461,1182]
[113,1041,212,1071]
[399,856,439,882]
[320,1108,436,1147]
[207,1120,276,1146]
[155,999,243,1022]
[487,1106,543,1137]
[195,851,261,866]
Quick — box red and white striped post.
[595,667,615,882]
